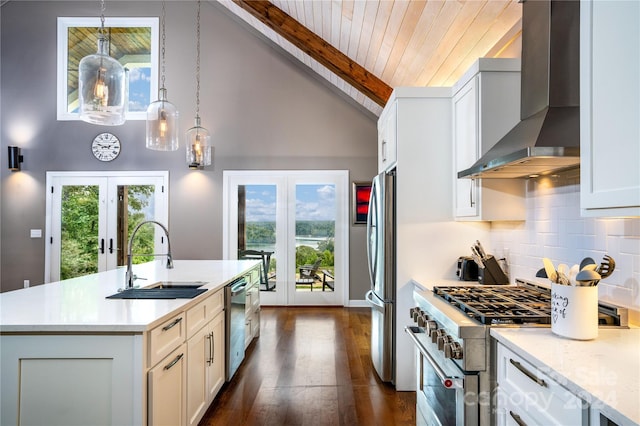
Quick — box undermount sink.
[106,282,208,300]
[145,281,207,289]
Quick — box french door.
[45,171,168,283]
[223,171,349,306]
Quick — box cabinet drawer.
[148,342,186,426]
[186,290,223,340]
[247,267,260,287]
[251,308,260,338]
[149,312,186,367]
[246,285,259,314]
[497,386,547,426]
[497,344,585,425]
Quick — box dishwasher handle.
[229,278,247,296]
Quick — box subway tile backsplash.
[490,169,640,311]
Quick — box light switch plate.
[30,229,42,238]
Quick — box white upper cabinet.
[378,100,398,172]
[452,59,526,221]
[580,0,640,217]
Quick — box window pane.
[295,184,335,292]
[238,185,277,291]
[60,185,100,280]
[117,185,156,266]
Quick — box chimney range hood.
[458,0,580,179]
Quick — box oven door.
[406,326,479,426]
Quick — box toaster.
[457,256,479,281]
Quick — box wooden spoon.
[542,258,558,283]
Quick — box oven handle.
[404,326,463,389]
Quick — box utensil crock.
[551,283,598,340]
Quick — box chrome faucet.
[124,220,173,290]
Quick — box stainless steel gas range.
[405,279,628,426]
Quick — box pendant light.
[186,0,211,169]
[78,0,127,126]
[146,1,179,151]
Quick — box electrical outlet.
[23,280,30,288]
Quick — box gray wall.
[0,1,378,298]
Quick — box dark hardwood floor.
[200,307,415,426]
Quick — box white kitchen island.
[0,260,260,426]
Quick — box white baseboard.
[348,299,368,307]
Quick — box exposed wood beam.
[232,0,392,107]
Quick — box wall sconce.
[8,146,23,171]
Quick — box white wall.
[0,1,378,294]
[491,168,640,312]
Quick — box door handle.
[109,238,114,254]
[206,332,213,365]
[469,179,475,207]
[99,238,105,254]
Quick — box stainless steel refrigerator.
[365,169,395,383]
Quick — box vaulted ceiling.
[217,0,523,116]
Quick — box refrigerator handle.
[365,290,385,313]
[366,177,377,290]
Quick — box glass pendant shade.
[185,117,211,169]
[78,36,127,125]
[146,88,179,151]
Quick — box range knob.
[411,307,423,322]
[444,342,464,359]
[432,328,446,344]
[438,334,453,351]
[409,307,419,319]
[425,320,437,334]
[417,313,429,327]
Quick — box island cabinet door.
[186,311,226,426]
[148,343,187,426]
[0,334,143,426]
[186,328,208,426]
[207,310,225,402]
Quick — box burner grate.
[433,286,551,325]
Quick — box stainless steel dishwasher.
[225,277,247,381]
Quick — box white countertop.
[0,260,259,333]
[491,327,640,426]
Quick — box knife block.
[478,256,509,285]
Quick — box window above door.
[56,17,159,121]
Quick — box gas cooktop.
[432,285,552,325]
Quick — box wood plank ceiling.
[216,0,523,117]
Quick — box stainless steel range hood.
[458,0,580,179]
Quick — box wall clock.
[91,132,121,162]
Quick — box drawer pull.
[509,358,547,387]
[162,317,183,331]
[509,410,528,426]
[163,353,184,370]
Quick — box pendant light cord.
[160,1,167,90]
[98,0,107,40]
[195,0,201,119]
